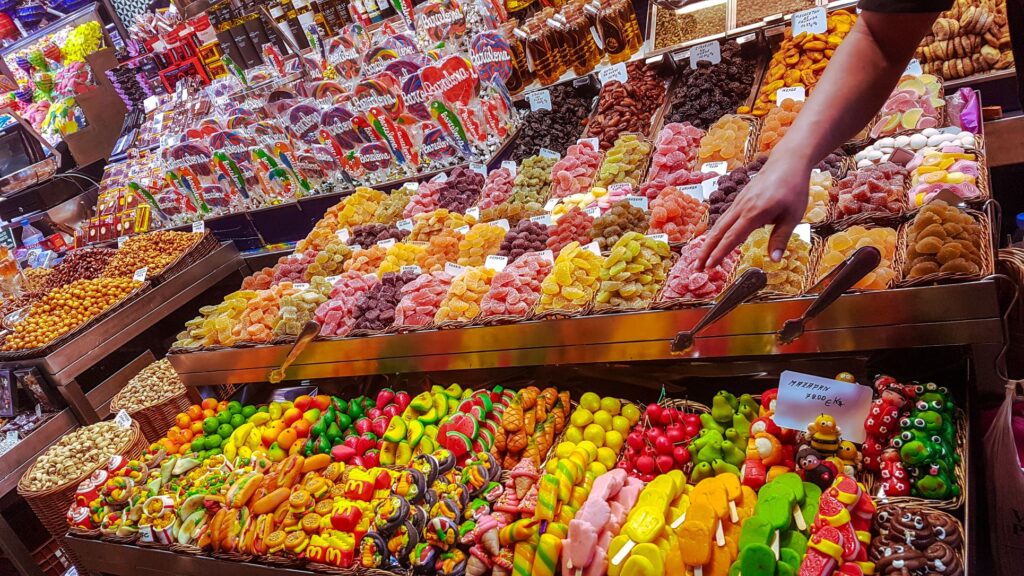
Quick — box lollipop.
[42,42,61,64]
[27,50,47,72]
[33,72,53,95]
[470,32,512,84]
[0,13,16,41]
[14,86,33,104]
[14,56,32,76]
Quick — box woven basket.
[614,398,711,473]
[18,421,146,573]
[110,384,191,444]
[743,234,823,302]
[827,165,911,229]
[896,206,994,288]
[810,223,903,293]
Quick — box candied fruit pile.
[480,252,554,318]
[736,226,811,295]
[546,207,595,255]
[394,271,453,327]
[343,245,387,275]
[403,181,444,218]
[648,186,708,244]
[351,270,418,331]
[907,147,981,207]
[698,115,751,170]
[233,283,300,343]
[349,224,407,248]
[315,271,379,337]
[804,170,831,224]
[242,268,274,291]
[707,155,766,226]
[335,186,386,230]
[417,228,462,273]
[478,168,516,210]
[305,239,353,280]
[833,163,907,219]
[593,134,653,190]
[817,226,897,290]
[590,200,649,252]
[595,232,672,309]
[756,98,803,153]
[273,278,332,336]
[372,184,416,223]
[536,241,602,313]
[510,155,557,206]
[457,223,507,267]
[904,200,985,278]
[434,266,496,323]
[271,251,315,285]
[661,235,740,301]
[378,242,428,276]
[871,74,944,139]
[497,220,549,262]
[409,208,475,243]
[436,166,484,214]
[175,290,255,347]
[550,143,603,198]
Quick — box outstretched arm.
[697,9,944,268]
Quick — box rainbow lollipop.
[42,42,61,64]
[27,50,47,72]
[14,86,33,104]
[34,72,53,96]
[14,56,32,76]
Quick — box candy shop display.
[853,128,977,168]
[536,241,602,313]
[642,123,707,198]
[510,85,593,160]
[697,114,753,170]
[755,98,803,153]
[508,155,557,207]
[478,167,516,210]
[417,228,463,273]
[393,271,453,328]
[404,182,445,219]
[586,61,667,150]
[343,245,388,275]
[409,209,475,244]
[306,242,351,282]
[870,74,945,139]
[480,251,553,318]
[903,199,986,279]
[735,226,811,296]
[351,270,419,331]
[588,200,649,252]
[101,231,202,278]
[667,40,759,130]
[804,169,831,224]
[594,232,671,309]
[273,280,332,337]
[316,272,380,337]
[907,146,983,207]
[546,208,595,255]
[832,163,909,220]
[915,0,1013,80]
[660,235,740,302]
[349,224,408,249]
[648,186,707,244]
[434,266,496,322]
[593,134,652,190]
[496,220,549,262]
[750,9,857,116]
[437,167,486,214]
[378,243,428,277]
[817,226,898,290]
[373,184,418,224]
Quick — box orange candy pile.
[698,114,751,170]
[417,228,462,273]
[343,245,387,275]
[756,98,803,153]
[648,186,708,244]
[233,283,300,343]
[434,266,496,322]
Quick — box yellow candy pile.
[817,226,897,290]
[594,232,672,309]
[174,290,255,348]
[537,242,602,313]
[372,184,416,224]
[304,238,352,280]
[698,115,751,170]
[410,208,475,242]
[378,242,428,276]
[272,277,332,336]
[434,266,496,322]
[593,134,653,189]
[736,226,811,295]
[335,186,386,230]
[457,223,506,267]
[804,170,831,224]
[232,283,300,343]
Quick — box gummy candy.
[903,200,984,279]
[315,271,380,337]
[546,207,595,255]
[698,114,752,170]
[536,242,602,313]
[497,220,550,262]
[435,266,496,323]
[735,226,811,295]
[457,223,508,267]
[647,185,708,243]
[594,232,672,309]
[590,200,649,252]
[394,271,454,327]
[804,170,831,224]
[478,167,516,210]
[480,251,553,318]
[817,226,897,290]
[661,235,740,301]
[351,271,419,331]
[593,134,653,190]
[550,143,604,198]
[378,242,428,277]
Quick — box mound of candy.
[587,61,666,150]
[271,251,315,284]
[904,199,984,278]
[804,170,832,224]
[403,181,444,218]
[335,186,386,230]
[756,97,803,153]
[510,155,557,205]
[417,227,462,273]
[550,143,603,198]
[295,223,338,253]
[378,242,428,276]
[662,235,740,301]
[648,186,708,243]
[409,208,475,243]
[537,241,602,313]
[667,40,758,129]
[594,134,653,189]
[818,226,898,290]
[595,232,672,309]
[305,238,353,280]
[736,226,811,295]
[480,199,546,225]
[907,147,981,207]
[833,162,908,219]
[497,220,550,262]
[499,386,569,468]
[349,224,408,248]
[590,200,649,251]
[241,268,274,290]
[273,278,332,336]
[510,83,592,160]
[478,167,516,210]
[647,122,704,182]
[708,154,767,225]
[870,504,963,575]
[234,283,300,343]
[481,251,554,318]
[343,245,387,275]
[854,128,975,167]
[698,114,752,170]
[315,271,379,336]
[546,207,595,255]
[438,388,513,460]
[394,271,453,327]
[372,183,416,224]
[818,151,846,180]
[435,266,496,322]
[175,289,256,347]
[457,223,507,267]
[871,73,944,139]
[351,270,418,331]
[437,166,485,214]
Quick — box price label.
[456,225,470,234]
[117,236,128,248]
[609,183,633,193]
[501,160,517,176]
[351,244,363,251]
[646,233,669,244]
[192,221,205,233]
[485,255,508,271]
[626,195,649,211]
[325,275,340,284]
[577,138,600,150]
[538,249,555,263]
[492,219,510,231]
[584,241,602,255]
[433,172,449,182]
[539,148,561,161]
[773,370,874,442]
[397,219,414,231]
[445,262,467,275]
[293,282,310,290]
[143,95,160,113]
[701,161,728,175]
[904,58,923,76]
[701,175,722,198]
[584,206,601,218]
[791,7,827,35]
[680,184,704,200]
[466,207,481,221]
[35,403,41,418]
[776,86,806,104]
[544,198,559,211]
[470,162,488,176]
[598,62,628,85]
[690,40,722,68]
[400,265,422,275]
[530,214,553,226]
[4,430,16,444]
[133,267,148,282]
[526,89,552,112]
[377,238,397,249]
[115,410,133,429]
[336,229,350,242]
[794,223,811,243]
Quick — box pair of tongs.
[268,321,321,384]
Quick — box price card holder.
[133,267,148,282]
[526,89,552,111]
[539,249,555,263]
[337,229,350,242]
[397,219,414,231]
[690,40,721,68]
[400,265,422,275]
[530,214,553,226]
[584,241,602,255]
[794,223,811,242]
[609,182,633,193]
[577,138,600,150]
[117,236,128,248]
[791,7,827,35]
[445,262,467,275]
[539,148,561,161]
[776,86,806,104]
[485,255,508,271]
[293,282,310,290]
[680,184,704,200]
[433,172,449,182]
[377,238,397,249]
[544,198,559,211]
[466,207,481,221]
[115,410,133,428]
[626,195,649,211]
[456,225,470,234]
[701,175,722,198]
[492,219,510,231]
[584,206,601,218]
[904,58,922,76]
[646,233,669,244]
[598,62,628,85]
[470,163,488,177]
[325,275,340,284]
[192,221,205,233]
[501,160,517,176]
[772,370,873,442]
[701,161,728,175]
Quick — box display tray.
[167,279,1003,386]
[0,409,76,496]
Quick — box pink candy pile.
[641,123,710,200]
[478,168,515,210]
[315,271,379,336]
[833,162,908,219]
[661,235,739,301]
[394,271,454,327]
[550,143,604,198]
[480,252,553,317]
[403,181,444,218]
[271,250,315,284]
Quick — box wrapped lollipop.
[27,50,47,72]
[42,42,61,65]
[0,13,17,41]
[14,55,32,76]
[33,72,53,98]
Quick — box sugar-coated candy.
[457,223,507,267]
[708,155,767,225]
[394,271,453,327]
[349,224,408,248]
[315,271,379,337]
[871,74,944,139]
[594,134,653,190]
[437,166,485,214]
[233,283,300,343]
[271,251,315,285]
[242,268,274,290]
[595,232,672,309]
[551,186,609,218]
[174,289,256,347]
[804,170,831,224]
[756,98,802,153]
[417,227,462,273]
[343,245,387,275]
[854,128,976,166]
[403,181,444,218]
[435,266,496,322]
[833,163,908,219]
[667,40,758,129]
[818,226,897,290]
[661,235,739,301]
[647,185,708,243]
[698,114,752,170]
[587,61,667,150]
[409,208,475,243]
[497,220,550,262]
[550,143,604,198]
[351,271,418,331]
[378,242,428,277]
[296,223,339,253]
[511,155,557,205]
[305,239,353,280]
[590,200,649,251]
[647,122,704,180]
[907,147,981,207]
[546,207,595,255]
[273,277,332,336]
[478,167,516,210]
[736,226,811,295]
[536,241,602,313]
[480,200,546,225]
[480,252,554,318]
[334,186,386,230]
[372,183,416,223]
[903,199,984,278]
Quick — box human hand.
[697,155,812,269]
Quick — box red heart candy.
[420,55,478,106]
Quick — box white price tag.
[577,138,600,151]
[336,229,350,242]
[776,86,806,104]
[377,238,397,249]
[609,183,633,193]
[466,207,481,220]
[485,255,509,271]
[351,244,363,251]
[539,148,561,161]
[433,172,449,183]
[538,249,555,264]
[143,95,160,113]
[192,221,205,233]
[794,223,811,243]
[584,206,601,218]
[35,404,41,418]
[526,89,552,112]
[680,184,704,201]
[646,233,669,244]
[701,175,722,198]
[133,267,148,282]
[397,218,414,231]
[400,265,422,275]
[470,163,488,177]
[584,241,602,255]
[115,410,133,429]
[444,262,467,275]
[4,430,16,443]
[626,195,649,211]
[492,219,510,231]
[598,62,628,85]
[325,275,340,284]
[501,160,517,176]
[792,7,827,35]
[293,282,310,290]
[530,214,553,226]
[701,162,728,175]
[117,236,128,248]
[773,370,874,443]
[690,40,721,68]
[456,225,470,234]
[904,58,923,76]
[544,198,559,211]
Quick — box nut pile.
[654,3,727,49]
[698,114,752,170]
[434,266,496,322]
[595,232,672,309]
[315,271,379,337]
[351,270,418,331]
[648,186,708,243]
[2,277,142,350]
[587,61,666,150]
[667,41,757,130]
[818,226,898,290]
[480,251,553,317]
[436,166,485,214]
[547,207,595,255]
[594,134,653,189]
[478,168,516,210]
[394,271,453,327]
[102,231,201,278]
[662,235,740,301]
[708,154,768,225]
[43,247,117,290]
[510,84,592,160]
[457,223,506,267]
[23,420,133,491]
[904,199,984,278]
[736,226,811,295]
[497,220,549,262]
[589,200,649,251]
[112,358,185,412]
[349,224,407,248]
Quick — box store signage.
[773,370,873,442]
[645,233,669,244]
[577,138,600,150]
[397,219,414,231]
[377,238,397,249]
[776,86,806,104]
[336,229,350,242]
[626,195,649,211]
[794,223,811,242]
[466,207,481,220]
[792,7,827,35]
[701,161,728,175]
[492,219,510,231]
[530,214,553,226]
[680,184,703,201]
[539,148,561,161]
[445,262,466,275]
[484,255,508,271]
[526,90,552,112]
[400,265,422,275]
[0,228,15,251]
[598,62,628,85]
[470,163,488,176]
[192,221,205,233]
[904,58,922,76]
[690,41,721,68]
[133,268,148,282]
[115,410,133,428]
[501,161,517,176]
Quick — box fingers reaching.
[766,211,802,262]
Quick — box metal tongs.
[777,246,881,344]
[268,321,321,384]
[670,268,768,354]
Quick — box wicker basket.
[110,385,191,444]
[614,398,712,473]
[810,223,903,293]
[896,206,994,288]
[17,421,146,573]
[737,233,823,302]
